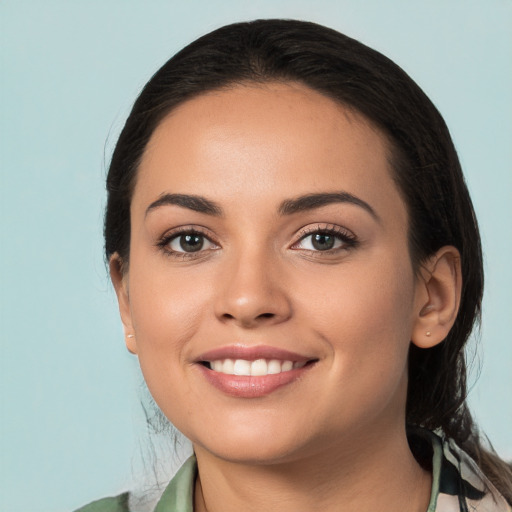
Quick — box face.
[114,82,428,464]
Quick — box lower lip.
[197,364,314,398]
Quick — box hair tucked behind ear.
[104,19,512,501]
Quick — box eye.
[158,229,218,256]
[292,226,358,253]
[168,233,216,253]
[299,232,341,251]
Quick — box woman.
[79,19,512,512]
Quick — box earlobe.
[411,246,462,349]
[109,253,138,355]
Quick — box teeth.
[233,359,251,375]
[223,359,234,374]
[281,360,293,372]
[268,359,282,374]
[250,359,268,376]
[206,358,304,376]
[211,360,223,372]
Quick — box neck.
[193,424,432,512]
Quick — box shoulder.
[73,492,130,512]
[430,431,511,512]
[73,456,197,512]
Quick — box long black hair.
[104,19,511,499]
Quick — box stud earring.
[425,331,431,337]
[126,334,135,338]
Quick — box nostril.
[258,313,275,319]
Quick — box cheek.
[126,269,205,423]
[125,256,211,375]
[295,251,416,383]
[309,266,414,430]
[301,249,414,327]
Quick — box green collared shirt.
[75,431,511,512]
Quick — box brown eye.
[311,233,336,251]
[167,232,216,253]
[179,234,204,252]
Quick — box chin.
[190,424,311,466]
[203,444,303,466]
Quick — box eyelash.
[156,226,219,260]
[156,224,359,259]
[291,224,359,254]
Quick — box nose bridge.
[215,242,291,327]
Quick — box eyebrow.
[145,191,378,221]
[145,193,223,217]
[278,192,379,221]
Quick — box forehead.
[134,82,406,224]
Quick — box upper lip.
[196,344,315,363]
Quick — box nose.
[214,250,292,329]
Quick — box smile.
[204,359,308,376]
[195,345,317,398]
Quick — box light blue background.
[1,1,511,511]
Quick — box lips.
[195,345,317,398]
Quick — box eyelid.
[291,223,359,251]
[168,233,217,253]
[155,223,358,258]
[156,225,220,257]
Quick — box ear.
[109,253,138,354]
[411,246,462,349]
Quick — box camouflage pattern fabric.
[427,430,510,512]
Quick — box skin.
[111,82,461,512]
